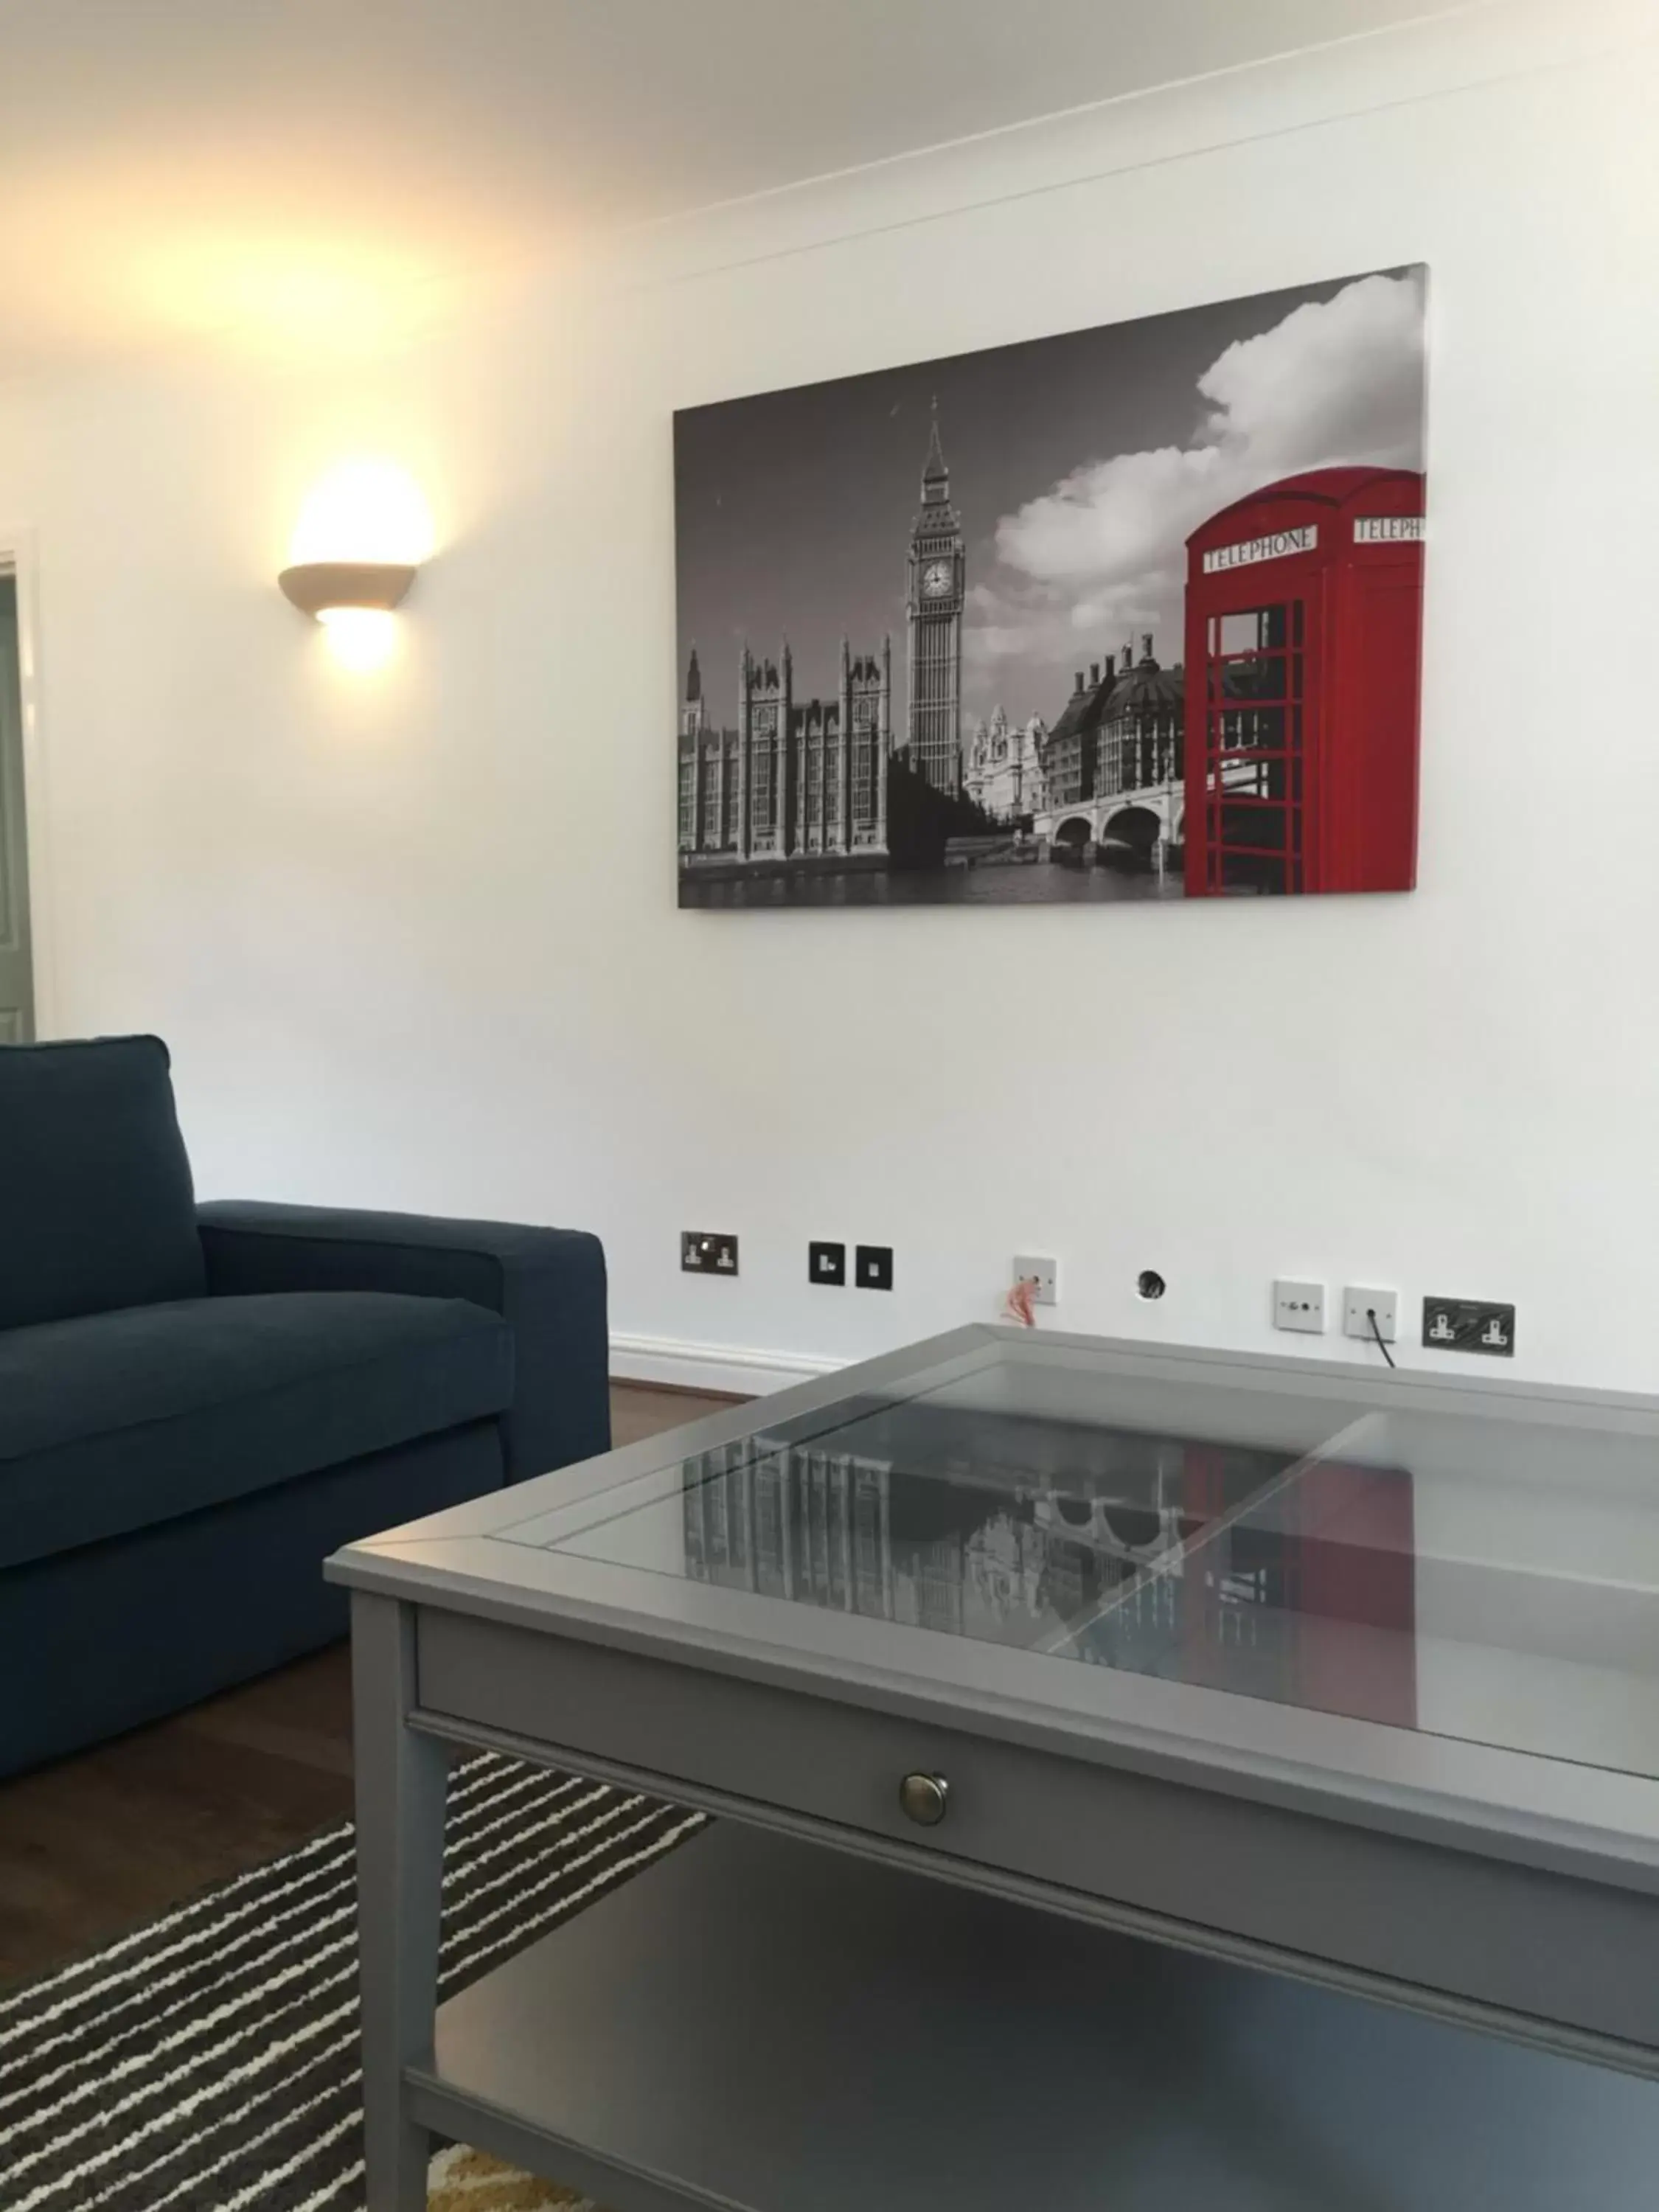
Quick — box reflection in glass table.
[515,1339,1659,1778]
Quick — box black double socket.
[1422,1296,1515,1356]
[681,1231,739,1276]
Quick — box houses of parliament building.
[678,412,967,869]
[677,637,893,863]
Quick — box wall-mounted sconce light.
[277,560,416,619]
[282,459,434,670]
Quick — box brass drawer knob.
[899,1771,950,1827]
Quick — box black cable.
[1366,1307,1396,1369]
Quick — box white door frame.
[0,526,56,1036]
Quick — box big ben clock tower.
[905,405,965,793]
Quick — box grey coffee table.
[328,1326,1659,2211]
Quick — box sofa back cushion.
[0,1036,206,1329]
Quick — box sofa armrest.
[197,1200,609,1480]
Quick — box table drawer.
[417,1607,1659,2059]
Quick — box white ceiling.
[0,0,1478,383]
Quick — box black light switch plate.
[809,1241,846,1287]
[1422,1296,1515,1357]
[855,1244,894,1291]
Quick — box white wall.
[1,1,1655,1393]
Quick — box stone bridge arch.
[1099,805,1162,860]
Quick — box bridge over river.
[1031,772,1184,870]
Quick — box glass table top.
[501,1335,1659,1781]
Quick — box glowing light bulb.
[317,606,400,672]
[288,460,435,568]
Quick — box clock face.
[921,560,953,599]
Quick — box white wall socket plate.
[1344,1286,1399,1343]
[1013,1254,1058,1305]
[1273,1279,1326,1334]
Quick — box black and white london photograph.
[675,264,1427,909]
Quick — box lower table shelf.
[414,1821,1659,2212]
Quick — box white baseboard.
[611,1332,844,1399]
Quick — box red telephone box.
[1183,467,1424,897]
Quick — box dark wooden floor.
[0,1381,736,1989]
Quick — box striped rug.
[0,1751,706,2211]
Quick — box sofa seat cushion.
[0,1292,515,1571]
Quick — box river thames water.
[679,861,1187,908]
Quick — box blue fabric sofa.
[0,1036,609,1778]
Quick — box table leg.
[352,1591,448,2212]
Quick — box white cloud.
[1196,270,1426,474]
[967,271,1425,708]
[995,442,1228,588]
[963,573,1166,697]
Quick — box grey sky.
[673,266,1425,732]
